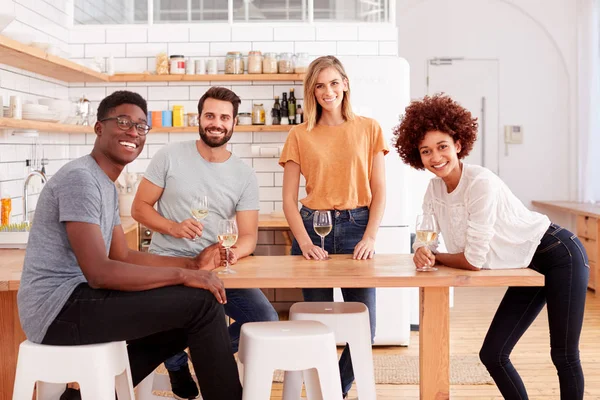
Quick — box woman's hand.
[299,242,329,260]
[168,218,203,239]
[353,236,375,260]
[414,246,436,269]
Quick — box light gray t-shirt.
[17,155,120,343]
[145,140,259,257]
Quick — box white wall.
[396,0,578,217]
[0,20,397,250]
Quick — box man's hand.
[194,243,224,271]
[182,269,227,304]
[413,246,436,269]
[168,218,203,240]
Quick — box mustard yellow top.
[279,116,389,210]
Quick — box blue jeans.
[479,223,589,399]
[165,288,279,371]
[291,206,376,395]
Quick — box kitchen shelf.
[151,125,292,133]
[0,35,108,83]
[0,118,91,134]
[0,118,293,134]
[109,73,305,82]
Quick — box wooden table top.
[1,252,543,292]
[257,214,289,229]
[532,201,600,219]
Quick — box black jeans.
[479,223,589,399]
[42,283,242,400]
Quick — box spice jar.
[169,55,185,75]
[263,53,278,74]
[247,51,263,74]
[1,197,11,226]
[156,53,169,75]
[238,112,252,125]
[294,53,310,73]
[252,104,265,125]
[225,52,244,74]
[187,113,199,127]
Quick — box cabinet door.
[125,226,139,251]
[577,216,597,240]
[589,261,596,291]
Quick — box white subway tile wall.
[1,22,397,227]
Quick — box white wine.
[191,209,208,220]
[416,230,438,244]
[314,225,332,237]
[218,233,238,248]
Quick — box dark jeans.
[165,288,279,370]
[479,223,589,399]
[291,205,376,395]
[42,283,242,400]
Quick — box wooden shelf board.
[109,73,305,82]
[0,118,293,134]
[0,118,92,134]
[0,35,108,83]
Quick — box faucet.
[23,170,47,224]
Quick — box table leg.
[419,287,450,400]
[0,291,26,400]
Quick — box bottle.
[296,104,303,124]
[1,197,11,226]
[281,92,289,126]
[288,88,296,125]
[271,96,281,125]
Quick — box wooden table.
[533,201,599,291]
[0,250,543,400]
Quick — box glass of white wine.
[191,195,209,242]
[415,213,439,272]
[218,219,238,275]
[313,210,332,260]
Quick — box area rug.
[151,354,492,397]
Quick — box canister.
[172,105,184,127]
[162,110,173,127]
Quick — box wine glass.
[313,210,332,260]
[218,219,238,274]
[190,195,209,242]
[415,213,439,272]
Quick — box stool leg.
[282,370,303,400]
[241,364,274,400]
[36,382,67,400]
[347,339,376,400]
[11,375,36,400]
[115,369,135,400]
[302,369,323,400]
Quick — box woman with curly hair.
[393,94,588,399]
[279,55,388,397]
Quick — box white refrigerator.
[333,57,414,346]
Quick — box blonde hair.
[303,56,354,131]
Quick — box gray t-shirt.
[144,140,259,257]
[17,155,120,343]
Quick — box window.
[75,0,391,24]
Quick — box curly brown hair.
[392,94,478,170]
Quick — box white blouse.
[413,164,550,269]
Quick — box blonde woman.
[279,55,388,397]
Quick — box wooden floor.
[269,287,600,399]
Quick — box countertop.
[532,201,600,219]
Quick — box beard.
[199,125,234,148]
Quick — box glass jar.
[1,197,11,226]
[262,52,278,74]
[225,51,244,74]
[252,104,265,125]
[294,53,310,73]
[187,113,199,127]
[169,55,185,75]
[247,51,263,74]
[238,112,252,125]
[278,52,294,74]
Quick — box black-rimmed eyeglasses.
[99,116,151,135]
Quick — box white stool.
[283,302,376,400]
[238,321,343,400]
[12,340,135,400]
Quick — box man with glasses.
[17,91,243,400]
[132,86,278,399]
